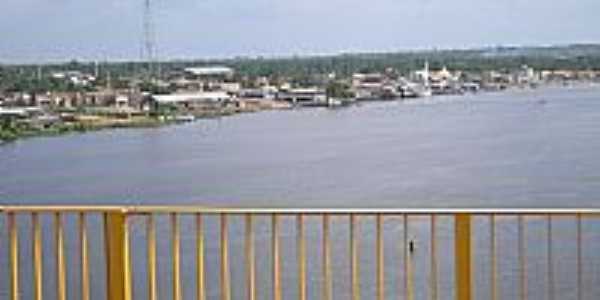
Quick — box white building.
[517,65,539,85]
[152,92,232,105]
[277,88,326,104]
[51,71,96,87]
[183,66,234,78]
[115,95,130,108]
[351,73,395,99]
[219,82,241,94]
[239,86,278,99]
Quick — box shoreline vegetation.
[0,103,286,143]
[0,114,162,143]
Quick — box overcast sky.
[1,0,599,63]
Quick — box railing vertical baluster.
[172,213,181,300]
[430,215,438,300]
[577,214,582,300]
[490,215,496,300]
[196,214,205,300]
[32,213,43,300]
[297,214,306,300]
[9,212,19,300]
[404,214,413,300]
[220,214,231,300]
[455,213,472,300]
[104,212,132,300]
[80,213,90,300]
[55,212,66,300]
[350,214,360,300]
[245,214,255,300]
[322,214,332,300]
[123,213,134,300]
[547,215,554,300]
[147,214,157,300]
[518,215,526,300]
[376,214,385,300]
[272,214,281,300]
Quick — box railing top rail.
[1,205,600,215]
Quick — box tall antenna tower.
[143,0,156,77]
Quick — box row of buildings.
[2,64,600,120]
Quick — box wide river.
[1,86,600,300]
[2,85,600,206]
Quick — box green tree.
[326,81,352,99]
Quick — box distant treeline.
[213,44,600,77]
[2,44,600,92]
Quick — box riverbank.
[0,98,295,144]
[1,83,596,145]
[0,115,166,143]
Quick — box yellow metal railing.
[0,206,597,300]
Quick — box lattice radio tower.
[143,0,156,77]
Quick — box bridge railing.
[0,206,597,300]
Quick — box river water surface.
[1,86,600,299]
[2,85,600,206]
